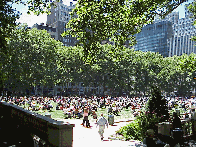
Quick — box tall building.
[133,12,179,57]
[46,0,77,46]
[32,23,58,40]
[134,3,196,57]
[134,20,173,57]
[168,3,196,57]
[154,12,179,24]
[185,3,194,18]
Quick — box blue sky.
[12,0,194,27]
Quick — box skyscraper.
[46,0,77,46]
[168,3,196,57]
[134,20,173,57]
[134,3,196,57]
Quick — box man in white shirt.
[96,113,108,140]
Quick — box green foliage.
[187,1,196,41]
[116,119,140,141]
[0,0,195,96]
[0,23,196,96]
[64,0,188,59]
[116,112,161,141]
[0,0,21,91]
[145,86,169,120]
[0,0,57,92]
[4,24,63,93]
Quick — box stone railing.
[0,102,75,147]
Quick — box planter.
[108,114,114,125]
[157,122,173,136]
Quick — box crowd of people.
[0,95,195,125]
[0,95,196,145]
[0,95,195,118]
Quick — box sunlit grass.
[19,102,134,121]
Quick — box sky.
[12,0,194,27]
[13,0,78,27]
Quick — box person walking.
[96,113,108,140]
[82,108,90,127]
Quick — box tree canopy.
[187,0,196,41]
[3,25,195,96]
[0,0,196,96]
[4,24,62,94]
[0,0,195,63]
[63,0,190,60]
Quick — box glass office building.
[168,4,196,57]
[134,21,173,57]
[134,4,196,57]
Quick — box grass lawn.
[21,101,134,122]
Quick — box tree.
[4,24,63,95]
[63,0,189,60]
[54,43,196,97]
[0,0,57,95]
[176,53,196,96]
[145,86,169,120]
[187,0,196,41]
[157,53,196,97]
[0,0,21,94]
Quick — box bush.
[116,119,141,140]
[145,86,169,121]
[116,112,161,141]
[116,86,169,141]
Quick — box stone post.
[47,121,75,147]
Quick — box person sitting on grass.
[48,102,53,109]
[73,106,79,118]
[64,105,72,119]
[78,107,83,118]
[92,103,98,111]
[108,105,113,114]
[113,105,119,116]
[92,110,97,119]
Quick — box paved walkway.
[57,118,142,147]
[57,118,196,147]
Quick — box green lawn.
[21,101,134,121]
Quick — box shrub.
[116,112,161,141]
[145,86,169,121]
[117,86,171,141]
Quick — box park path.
[57,118,142,147]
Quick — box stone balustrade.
[0,102,75,147]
